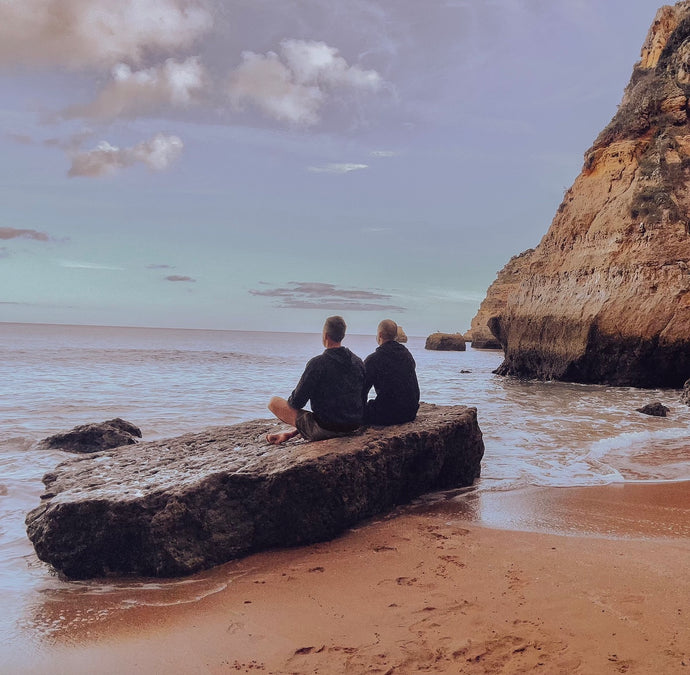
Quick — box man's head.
[323,315,347,345]
[377,319,398,344]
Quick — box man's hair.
[324,315,347,343]
[378,319,398,342]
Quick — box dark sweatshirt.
[287,347,365,430]
[363,340,420,425]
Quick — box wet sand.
[12,482,690,674]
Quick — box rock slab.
[26,403,484,580]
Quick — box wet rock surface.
[26,403,484,580]
[38,418,142,453]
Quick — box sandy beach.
[15,482,689,675]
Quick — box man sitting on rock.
[266,315,365,445]
[363,319,420,425]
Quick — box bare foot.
[266,429,298,445]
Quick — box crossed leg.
[266,396,300,445]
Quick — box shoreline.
[9,481,690,674]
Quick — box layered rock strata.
[26,404,484,580]
[475,2,690,387]
[425,333,466,351]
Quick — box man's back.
[288,346,365,430]
[364,340,419,425]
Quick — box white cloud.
[58,260,125,270]
[228,39,383,125]
[68,133,183,177]
[63,57,206,120]
[370,150,398,158]
[308,163,368,174]
[0,0,212,69]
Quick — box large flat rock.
[26,403,484,579]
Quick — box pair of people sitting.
[266,316,420,445]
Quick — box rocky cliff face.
[468,249,533,349]
[476,2,690,387]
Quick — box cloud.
[165,275,195,282]
[370,150,398,158]
[62,57,206,120]
[250,281,405,312]
[68,133,183,177]
[44,129,95,151]
[58,260,125,270]
[6,133,34,145]
[308,163,368,174]
[228,39,382,125]
[0,227,51,241]
[0,0,212,69]
[147,263,175,269]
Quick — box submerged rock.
[39,418,142,453]
[425,333,466,351]
[636,402,670,417]
[472,5,690,387]
[25,403,484,580]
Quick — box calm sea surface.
[1,322,689,666]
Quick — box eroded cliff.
[476,2,690,387]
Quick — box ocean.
[1,322,689,664]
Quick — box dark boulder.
[425,333,466,351]
[636,402,670,417]
[25,403,484,580]
[39,418,142,453]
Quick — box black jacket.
[363,340,420,425]
[288,347,365,430]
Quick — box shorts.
[294,410,359,442]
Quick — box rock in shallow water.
[636,402,670,417]
[25,403,484,580]
[39,418,142,453]
[425,333,466,351]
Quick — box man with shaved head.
[363,319,420,425]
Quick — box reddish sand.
[15,483,690,674]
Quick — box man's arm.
[287,357,319,410]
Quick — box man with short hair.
[266,315,365,444]
[363,319,420,425]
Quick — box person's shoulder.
[305,352,327,369]
[347,347,365,366]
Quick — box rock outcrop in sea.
[425,333,466,351]
[25,404,484,580]
[471,2,690,387]
[39,418,142,453]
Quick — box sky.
[0,0,668,336]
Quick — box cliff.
[26,404,484,579]
[468,249,533,349]
[475,2,690,387]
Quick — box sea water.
[1,322,688,661]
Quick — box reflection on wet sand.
[412,480,690,539]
